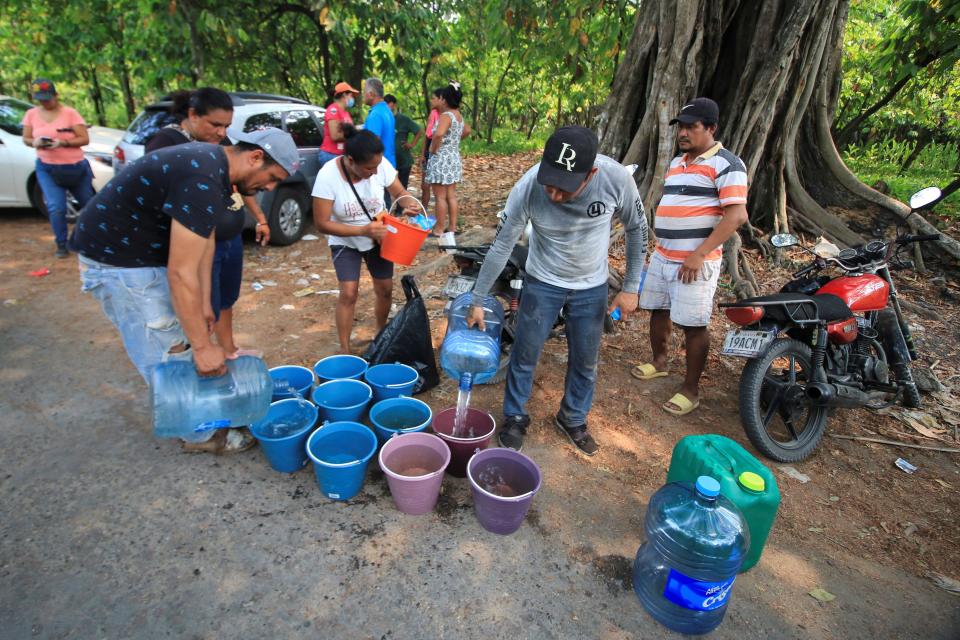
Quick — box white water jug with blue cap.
[151,355,273,442]
[633,475,749,635]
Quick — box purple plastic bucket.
[432,407,496,477]
[378,432,450,515]
[467,448,542,535]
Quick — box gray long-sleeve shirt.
[473,154,648,299]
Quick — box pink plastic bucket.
[431,407,496,477]
[378,432,450,515]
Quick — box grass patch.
[461,127,548,156]
[844,142,959,220]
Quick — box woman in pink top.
[21,79,95,258]
[319,81,360,166]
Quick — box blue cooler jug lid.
[695,476,721,498]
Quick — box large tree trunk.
[597,0,957,299]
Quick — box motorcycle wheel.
[876,309,921,408]
[739,338,830,463]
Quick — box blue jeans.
[78,255,191,384]
[35,159,95,245]
[211,235,244,319]
[318,150,340,167]
[503,275,608,427]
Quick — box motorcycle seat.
[735,292,852,323]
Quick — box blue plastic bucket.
[306,421,378,501]
[269,365,315,402]
[313,355,368,383]
[311,378,372,423]
[368,397,433,445]
[364,363,419,401]
[250,399,318,473]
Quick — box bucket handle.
[387,194,428,218]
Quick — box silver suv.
[114,92,325,245]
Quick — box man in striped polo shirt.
[634,98,749,416]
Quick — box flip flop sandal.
[181,428,257,455]
[662,393,700,416]
[631,363,669,380]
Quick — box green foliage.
[461,127,547,156]
[0,0,635,145]
[844,142,960,219]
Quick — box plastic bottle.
[633,476,749,635]
[439,292,504,385]
[151,355,273,442]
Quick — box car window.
[243,111,282,132]
[284,109,323,148]
[123,110,178,145]
[0,98,31,135]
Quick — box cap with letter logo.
[537,126,598,192]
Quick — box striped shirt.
[654,142,747,262]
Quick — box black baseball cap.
[536,126,598,192]
[669,97,720,125]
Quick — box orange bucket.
[379,214,430,266]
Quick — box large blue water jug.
[439,293,504,385]
[633,476,749,635]
[151,355,273,442]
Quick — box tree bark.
[597,0,958,299]
[485,57,514,144]
[85,66,107,127]
[270,3,332,91]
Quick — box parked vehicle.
[0,95,118,219]
[114,92,326,245]
[718,187,943,462]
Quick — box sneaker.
[498,415,530,451]
[55,243,68,258]
[554,415,599,456]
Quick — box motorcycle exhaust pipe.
[806,382,871,408]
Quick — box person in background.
[21,79,96,258]
[420,99,441,213]
[311,126,417,354]
[145,87,272,359]
[70,128,298,453]
[361,77,396,168]
[384,94,423,190]
[319,82,360,166]
[634,97,749,416]
[467,127,648,456]
[425,82,470,236]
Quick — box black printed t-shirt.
[70,142,234,267]
[144,130,246,241]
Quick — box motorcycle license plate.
[722,329,776,358]
[443,275,476,298]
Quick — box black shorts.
[330,244,394,281]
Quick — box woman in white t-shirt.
[312,125,417,353]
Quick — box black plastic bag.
[362,275,440,394]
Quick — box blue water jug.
[151,355,273,442]
[633,476,749,635]
[439,292,504,386]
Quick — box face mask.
[346,96,355,108]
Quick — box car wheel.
[268,186,308,246]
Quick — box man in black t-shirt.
[73,128,299,390]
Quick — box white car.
[0,95,119,218]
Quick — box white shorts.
[639,251,722,327]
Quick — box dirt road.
[2,156,959,638]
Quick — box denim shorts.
[78,255,191,383]
[330,244,394,281]
[212,235,244,317]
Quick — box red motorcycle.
[719,187,943,462]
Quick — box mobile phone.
[37,136,54,148]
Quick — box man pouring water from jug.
[467,127,649,456]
